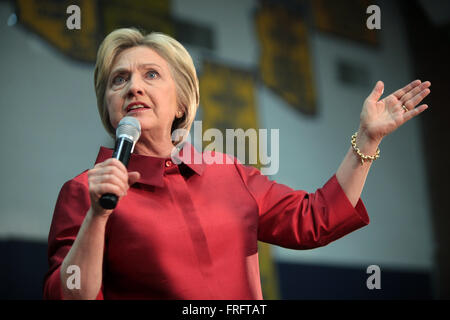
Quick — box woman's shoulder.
[59,169,90,193]
[200,149,263,177]
[201,149,237,166]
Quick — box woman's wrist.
[86,207,110,227]
[356,127,382,154]
[349,128,382,166]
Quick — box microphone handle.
[99,137,134,209]
[98,193,118,210]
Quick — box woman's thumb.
[367,80,384,102]
[128,171,141,186]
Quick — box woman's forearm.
[60,208,108,300]
[336,130,381,207]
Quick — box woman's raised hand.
[358,80,431,143]
[87,158,141,217]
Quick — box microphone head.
[116,116,141,143]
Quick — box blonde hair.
[94,28,199,143]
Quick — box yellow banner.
[255,3,317,115]
[200,61,258,132]
[15,0,173,63]
[313,0,378,45]
[100,0,174,38]
[16,0,98,62]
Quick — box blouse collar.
[94,141,205,187]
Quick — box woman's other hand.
[87,158,141,217]
[358,80,431,143]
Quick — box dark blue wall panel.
[0,240,434,299]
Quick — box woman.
[43,28,431,300]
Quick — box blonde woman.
[44,28,431,300]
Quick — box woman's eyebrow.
[139,63,162,70]
[111,63,162,76]
[110,67,128,76]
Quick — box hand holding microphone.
[87,117,141,216]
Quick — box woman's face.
[105,46,179,139]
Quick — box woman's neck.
[133,133,174,158]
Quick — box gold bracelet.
[351,132,380,166]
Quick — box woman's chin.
[123,115,155,128]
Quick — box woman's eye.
[112,75,126,85]
[146,70,159,79]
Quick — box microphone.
[99,116,141,209]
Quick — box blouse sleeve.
[43,175,104,300]
[234,162,370,249]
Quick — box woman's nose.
[126,75,144,97]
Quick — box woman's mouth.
[126,104,151,114]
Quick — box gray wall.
[0,0,434,279]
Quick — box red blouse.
[43,143,369,299]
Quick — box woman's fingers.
[400,81,431,107]
[90,172,129,196]
[366,81,384,102]
[92,182,126,199]
[93,159,128,181]
[99,158,128,174]
[403,87,431,110]
[99,164,128,185]
[128,171,141,186]
[88,158,133,203]
[403,104,428,122]
[392,80,421,99]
